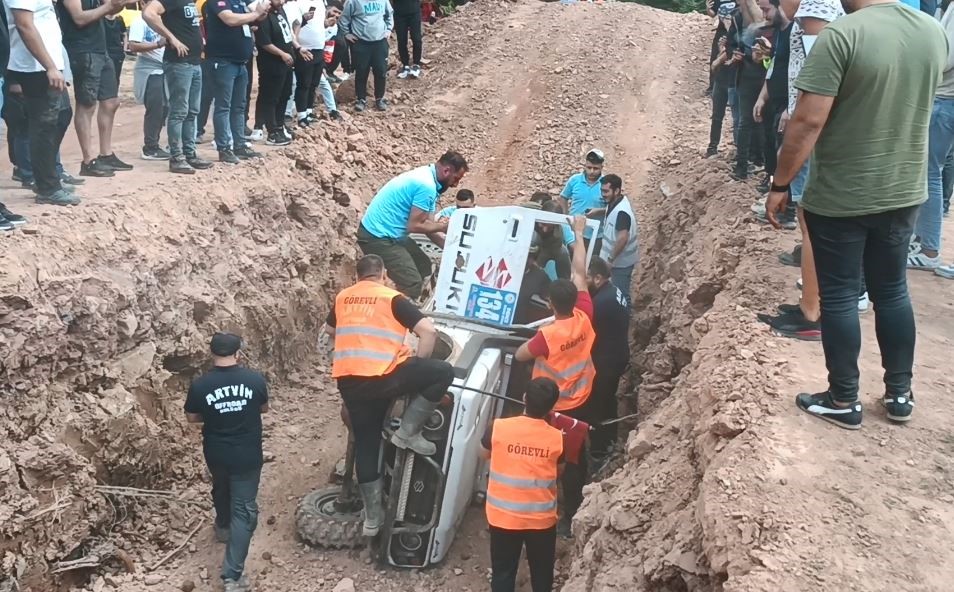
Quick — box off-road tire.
[296,487,365,549]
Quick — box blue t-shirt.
[362,165,442,239]
[204,0,254,62]
[898,0,919,9]
[560,172,604,239]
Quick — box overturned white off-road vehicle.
[296,207,599,568]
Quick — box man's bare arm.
[514,341,535,362]
[773,92,835,185]
[407,207,448,234]
[609,229,629,263]
[412,317,438,359]
[570,216,587,292]
[63,0,121,28]
[186,412,204,423]
[11,9,60,72]
[143,1,177,44]
[217,5,267,27]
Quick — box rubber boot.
[358,478,386,537]
[390,396,439,456]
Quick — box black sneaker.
[556,516,573,538]
[0,204,27,226]
[0,216,14,232]
[329,110,343,121]
[169,156,196,175]
[99,153,134,171]
[60,172,85,185]
[266,132,291,146]
[777,303,802,315]
[375,98,389,111]
[36,189,81,206]
[882,392,914,423]
[305,112,319,124]
[730,169,748,181]
[234,146,263,160]
[705,147,718,158]
[326,73,343,84]
[244,126,253,137]
[80,158,116,177]
[757,175,771,194]
[11,167,26,183]
[142,146,171,161]
[355,99,367,113]
[795,392,862,430]
[778,244,802,267]
[186,155,214,170]
[297,116,312,128]
[757,310,821,341]
[219,150,241,165]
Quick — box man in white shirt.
[4,0,79,206]
[285,0,327,127]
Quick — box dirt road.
[2,1,953,592]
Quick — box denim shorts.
[70,52,118,105]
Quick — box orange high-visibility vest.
[485,416,563,530]
[531,309,596,412]
[331,281,412,379]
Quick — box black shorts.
[70,52,119,105]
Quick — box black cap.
[210,332,243,357]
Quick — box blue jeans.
[210,59,249,152]
[164,62,202,158]
[210,464,261,581]
[610,265,634,300]
[790,159,811,203]
[804,206,919,403]
[916,96,954,252]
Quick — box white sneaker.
[397,66,411,79]
[935,263,954,279]
[796,277,803,291]
[909,236,921,254]
[907,252,941,270]
[410,64,422,78]
[750,201,766,217]
[249,128,265,143]
[858,291,870,313]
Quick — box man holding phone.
[5,0,79,205]
[285,0,327,127]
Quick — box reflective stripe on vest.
[485,416,563,530]
[331,281,412,378]
[532,309,596,412]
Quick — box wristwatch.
[770,182,790,193]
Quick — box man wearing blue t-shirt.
[358,150,469,300]
[559,148,606,250]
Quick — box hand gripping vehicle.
[296,206,599,568]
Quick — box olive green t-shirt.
[795,3,948,218]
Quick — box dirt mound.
[0,122,411,587]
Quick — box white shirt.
[285,0,326,49]
[128,15,166,64]
[4,0,66,73]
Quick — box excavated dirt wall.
[561,162,786,592]
[0,124,417,587]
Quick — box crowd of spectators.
[0,0,444,229]
[705,0,951,430]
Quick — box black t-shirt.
[103,17,126,60]
[204,0,254,63]
[255,8,294,60]
[58,0,108,55]
[185,365,269,471]
[591,281,630,369]
[514,265,551,325]
[160,0,203,64]
[766,23,792,104]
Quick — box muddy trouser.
[489,525,556,592]
[338,358,455,483]
[351,38,388,101]
[589,359,626,455]
[560,395,598,520]
[208,464,262,582]
[734,66,765,176]
[14,71,70,195]
[357,224,432,300]
[536,233,570,279]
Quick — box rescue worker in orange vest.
[481,377,564,592]
[324,254,455,536]
[515,215,595,537]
